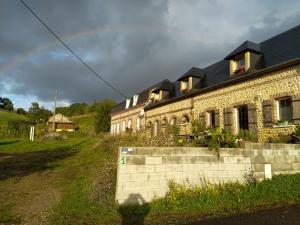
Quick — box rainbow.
[0,25,211,75]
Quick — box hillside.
[0,110,28,125]
[71,113,96,132]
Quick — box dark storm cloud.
[0,0,300,109]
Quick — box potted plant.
[276,120,289,126]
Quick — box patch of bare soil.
[0,171,61,225]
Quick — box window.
[125,99,131,109]
[137,117,141,130]
[111,124,114,134]
[181,79,189,92]
[278,98,293,122]
[133,95,139,106]
[128,119,132,129]
[234,55,246,74]
[154,121,159,136]
[237,57,245,69]
[207,111,216,128]
[116,123,120,134]
[170,117,177,125]
[182,115,190,124]
[238,106,249,131]
[122,121,126,132]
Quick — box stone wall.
[145,64,300,142]
[115,144,300,205]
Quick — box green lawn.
[0,110,28,125]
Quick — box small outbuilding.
[47,113,75,132]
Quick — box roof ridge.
[260,24,300,44]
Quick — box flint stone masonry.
[116,143,300,205]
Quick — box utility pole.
[52,89,58,132]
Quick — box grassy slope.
[1,135,300,225]
[0,137,120,225]
[0,110,28,125]
[71,113,96,132]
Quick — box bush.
[237,129,256,142]
[191,119,205,138]
[204,128,237,158]
[292,124,300,143]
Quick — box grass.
[0,136,121,225]
[0,134,300,225]
[0,110,28,125]
[71,113,96,132]
[0,138,86,153]
[138,174,300,224]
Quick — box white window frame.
[137,117,141,130]
[111,124,114,134]
[154,121,159,136]
[116,123,120,134]
[125,99,131,109]
[133,95,139,106]
[122,121,126,132]
[277,97,293,122]
[128,119,132,129]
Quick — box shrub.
[292,124,300,143]
[191,118,205,138]
[237,129,256,142]
[204,128,237,158]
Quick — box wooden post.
[52,90,58,132]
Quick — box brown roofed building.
[47,113,75,132]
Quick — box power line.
[20,0,128,98]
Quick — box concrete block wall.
[116,144,300,205]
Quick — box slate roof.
[111,80,170,114]
[177,67,206,81]
[152,79,174,93]
[111,25,300,114]
[224,40,262,59]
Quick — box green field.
[0,110,28,125]
[71,113,96,133]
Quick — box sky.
[1,0,300,110]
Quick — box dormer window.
[149,91,160,103]
[125,99,131,109]
[233,54,246,75]
[181,78,189,92]
[132,95,139,106]
[225,41,263,77]
[178,67,205,93]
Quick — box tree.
[16,108,27,115]
[0,97,14,111]
[28,102,52,122]
[69,103,89,116]
[95,99,116,133]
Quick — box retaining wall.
[115,143,300,205]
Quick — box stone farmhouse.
[110,25,300,142]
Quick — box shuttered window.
[223,107,233,132]
[292,94,300,124]
[278,98,293,122]
[262,100,273,127]
[238,106,249,131]
[207,111,216,128]
[247,103,257,134]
